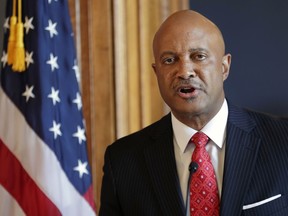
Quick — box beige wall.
[68,0,189,212]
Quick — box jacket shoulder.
[246,109,288,133]
[228,102,288,134]
[107,113,172,153]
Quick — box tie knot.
[191,132,209,148]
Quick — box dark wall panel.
[0,0,6,57]
[190,0,288,117]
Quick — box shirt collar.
[172,99,228,153]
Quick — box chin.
[173,104,204,116]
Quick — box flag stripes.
[0,185,25,216]
[0,138,61,216]
[0,83,95,215]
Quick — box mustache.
[172,80,203,90]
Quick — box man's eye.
[194,54,207,61]
[163,57,175,65]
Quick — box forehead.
[153,11,225,57]
[155,26,218,57]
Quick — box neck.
[172,100,225,130]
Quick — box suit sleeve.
[99,146,123,216]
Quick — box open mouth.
[177,85,198,98]
[180,87,195,94]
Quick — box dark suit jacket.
[99,103,288,216]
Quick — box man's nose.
[177,61,196,79]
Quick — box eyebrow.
[158,47,210,61]
[188,48,208,53]
[160,48,209,58]
[159,51,176,60]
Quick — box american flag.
[0,0,96,215]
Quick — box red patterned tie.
[190,132,219,216]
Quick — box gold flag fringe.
[7,0,26,72]
[7,0,17,65]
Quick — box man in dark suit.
[99,10,288,216]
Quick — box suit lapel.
[220,104,261,216]
[142,105,262,215]
[144,114,185,216]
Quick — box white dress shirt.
[172,99,228,205]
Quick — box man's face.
[152,19,231,125]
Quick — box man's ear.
[152,63,156,73]
[222,54,231,81]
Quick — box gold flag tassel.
[12,0,25,72]
[7,0,17,65]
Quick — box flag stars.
[73,159,89,178]
[73,126,86,144]
[72,60,80,83]
[48,87,61,105]
[25,51,34,68]
[3,17,9,31]
[73,92,82,110]
[46,53,59,71]
[45,19,58,38]
[1,0,94,200]
[48,0,58,4]
[22,85,35,102]
[24,16,34,34]
[49,120,62,139]
[1,51,8,67]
